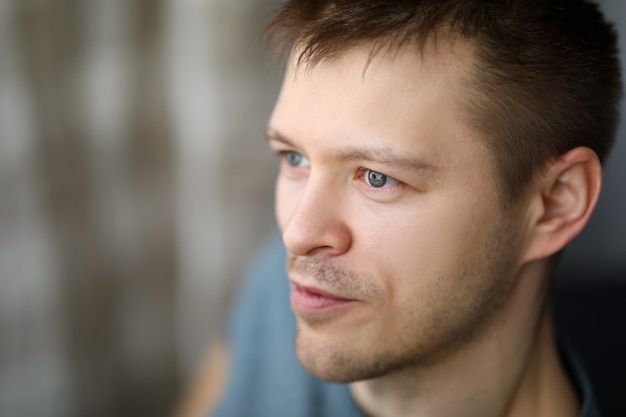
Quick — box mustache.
[287,256,379,300]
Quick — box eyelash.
[356,168,404,194]
[275,149,405,195]
[282,150,310,167]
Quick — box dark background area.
[554,281,626,417]
[554,3,626,416]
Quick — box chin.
[297,351,375,383]
[295,329,405,383]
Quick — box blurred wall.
[0,0,279,416]
[0,1,623,417]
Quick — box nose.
[280,176,352,257]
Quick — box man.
[201,1,622,416]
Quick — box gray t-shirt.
[213,234,601,417]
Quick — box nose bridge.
[282,171,351,256]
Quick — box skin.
[265,40,600,417]
[269,42,523,382]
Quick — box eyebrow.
[265,127,440,173]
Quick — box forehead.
[269,41,487,169]
[283,40,474,113]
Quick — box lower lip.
[290,284,355,313]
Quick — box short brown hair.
[265,0,622,206]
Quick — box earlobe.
[523,147,602,262]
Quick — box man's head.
[266,0,622,207]
[264,0,621,383]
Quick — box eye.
[284,151,310,168]
[365,169,399,188]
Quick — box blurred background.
[0,1,623,417]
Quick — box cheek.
[275,177,300,231]
[358,198,496,299]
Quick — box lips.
[290,282,356,313]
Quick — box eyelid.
[271,145,312,173]
[359,167,400,184]
[284,150,311,167]
[356,167,405,196]
[365,169,399,188]
[269,140,306,159]
[268,139,288,154]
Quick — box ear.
[522,147,602,262]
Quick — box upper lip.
[289,279,354,301]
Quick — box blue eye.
[365,170,398,188]
[285,151,310,167]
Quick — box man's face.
[267,43,527,383]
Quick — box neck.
[350,262,580,417]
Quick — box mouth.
[290,281,357,315]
